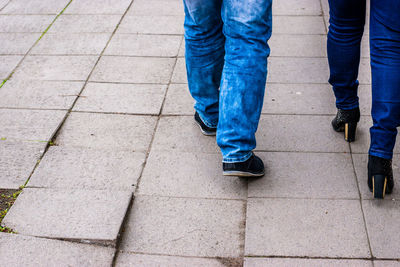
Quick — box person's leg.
[369,0,400,160]
[327,0,366,110]
[183,0,224,128]
[217,0,272,164]
[367,0,400,198]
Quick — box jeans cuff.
[336,103,359,110]
[369,148,393,160]
[222,152,253,163]
[199,114,218,128]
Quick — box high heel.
[332,107,360,142]
[368,155,394,199]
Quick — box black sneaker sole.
[195,120,216,136]
[223,170,265,177]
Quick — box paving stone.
[273,0,322,15]
[118,15,184,34]
[248,152,359,199]
[28,146,146,191]
[105,34,182,57]
[361,34,370,58]
[263,83,335,115]
[245,198,370,257]
[268,57,329,84]
[352,154,400,200]
[363,200,400,259]
[115,252,226,267]
[120,195,245,257]
[321,0,329,15]
[256,115,350,152]
[31,33,111,55]
[244,258,373,267]
[48,15,121,33]
[0,33,40,54]
[56,112,157,151]
[11,55,98,81]
[359,57,371,84]
[0,15,54,32]
[91,56,175,84]
[1,0,69,14]
[178,39,185,57]
[0,55,21,78]
[128,0,183,16]
[273,16,325,34]
[0,233,115,267]
[74,82,166,115]
[0,109,66,142]
[0,80,83,109]
[2,188,132,245]
[162,83,193,115]
[65,0,132,14]
[0,141,43,189]
[138,151,247,199]
[171,57,186,83]
[374,261,400,267]
[269,34,326,57]
[358,84,372,115]
[350,116,400,154]
[0,0,9,9]
[151,116,218,153]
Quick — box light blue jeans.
[183,0,272,162]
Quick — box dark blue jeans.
[183,0,272,162]
[328,0,400,159]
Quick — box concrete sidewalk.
[0,0,399,266]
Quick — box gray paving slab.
[244,258,372,267]
[74,82,166,114]
[0,15,54,33]
[65,0,132,15]
[0,0,69,14]
[0,80,83,109]
[117,15,184,34]
[245,198,370,258]
[56,112,157,151]
[171,57,186,83]
[273,16,326,34]
[151,116,218,153]
[0,55,22,79]
[248,152,359,199]
[363,199,400,259]
[2,188,132,245]
[273,0,322,15]
[321,0,329,15]
[91,56,175,84]
[358,84,372,115]
[31,33,111,55]
[162,83,193,115]
[361,34,370,58]
[0,141,43,189]
[121,195,245,257]
[0,0,9,9]
[359,57,371,84]
[11,55,98,81]
[0,109,66,142]
[0,233,115,267]
[116,252,226,267]
[0,33,40,54]
[350,116,400,154]
[269,34,326,57]
[105,34,182,57]
[178,39,185,57]
[256,115,350,152]
[128,0,183,16]
[28,146,146,191]
[138,151,247,199]
[48,14,121,33]
[353,154,400,200]
[268,57,329,84]
[263,83,336,115]
[374,261,400,267]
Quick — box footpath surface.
[0,0,399,266]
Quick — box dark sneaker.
[223,154,265,177]
[194,112,217,136]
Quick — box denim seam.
[222,152,253,163]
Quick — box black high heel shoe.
[368,155,394,199]
[331,107,360,142]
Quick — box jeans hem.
[369,149,393,160]
[222,152,253,163]
[198,112,218,128]
[336,103,359,111]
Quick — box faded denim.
[183,0,272,162]
[328,0,400,159]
